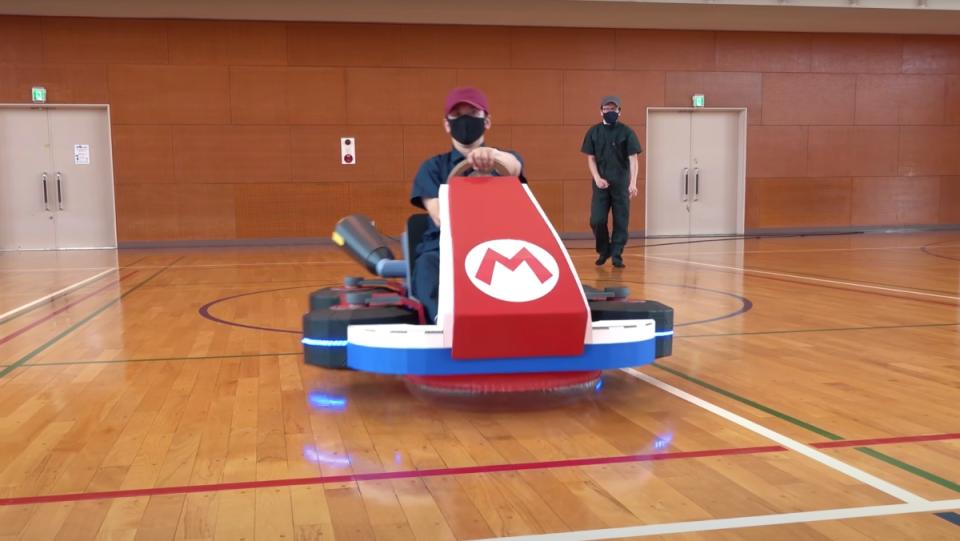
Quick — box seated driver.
[409,87,526,322]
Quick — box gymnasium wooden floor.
[1,232,959,540]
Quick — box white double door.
[0,107,117,250]
[646,109,745,237]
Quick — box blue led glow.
[655,330,674,337]
[594,378,604,392]
[302,337,349,347]
[303,446,352,466]
[308,391,347,410]
[653,432,674,450]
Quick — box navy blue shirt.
[410,147,526,254]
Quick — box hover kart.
[302,158,674,397]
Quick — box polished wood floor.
[1,232,959,540]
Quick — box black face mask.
[448,115,486,145]
[603,111,620,124]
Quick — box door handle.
[56,172,63,210]
[693,167,700,202]
[681,167,689,202]
[42,172,49,211]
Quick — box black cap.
[600,95,621,108]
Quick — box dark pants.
[590,181,630,257]
[411,248,440,322]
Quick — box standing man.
[581,95,642,268]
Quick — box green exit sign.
[692,94,705,108]
[32,86,47,103]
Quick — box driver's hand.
[468,147,498,173]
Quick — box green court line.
[679,322,960,339]
[856,447,960,493]
[0,268,119,327]
[653,362,960,495]
[0,257,184,379]
[117,255,151,269]
[654,363,843,440]
[13,351,302,367]
[0,255,151,329]
[138,280,325,288]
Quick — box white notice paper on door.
[74,144,90,165]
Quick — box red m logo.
[474,247,554,286]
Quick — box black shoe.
[595,255,609,266]
[612,257,625,268]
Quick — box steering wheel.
[446,153,512,182]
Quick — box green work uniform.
[581,122,642,258]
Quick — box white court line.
[0,261,353,273]
[467,368,941,541]
[641,254,960,302]
[0,268,116,325]
[0,266,116,274]
[644,245,929,256]
[622,368,925,503]
[469,499,960,540]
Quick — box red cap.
[444,87,489,116]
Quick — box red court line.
[0,445,781,506]
[3,431,960,507]
[0,272,137,347]
[812,432,960,449]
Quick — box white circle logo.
[463,239,560,303]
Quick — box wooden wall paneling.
[562,70,664,126]
[747,126,808,179]
[0,16,42,63]
[2,17,957,239]
[108,65,231,125]
[902,35,960,74]
[400,25,510,68]
[346,68,457,125]
[167,20,287,66]
[112,125,176,183]
[664,72,763,124]
[851,176,940,225]
[716,32,812,73]
[173,126,292,183]
[234,183,351,238]
[42,17,168,64]
[287,23,404,67]
[178,184,238,239]
[762,74,856,125]
[810,34,902,74]
[510,27,616,70]
[456,69,563,125]
[855,75,946,125]
[616,30,716,71]
[806,126,899,178]
[290,126,404,183]
[899,126,960,176]
[747,177,852,229]
[0,64,108,104]
[940,176,960,223]
[115,184,180,241]
[230,67,347,125]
